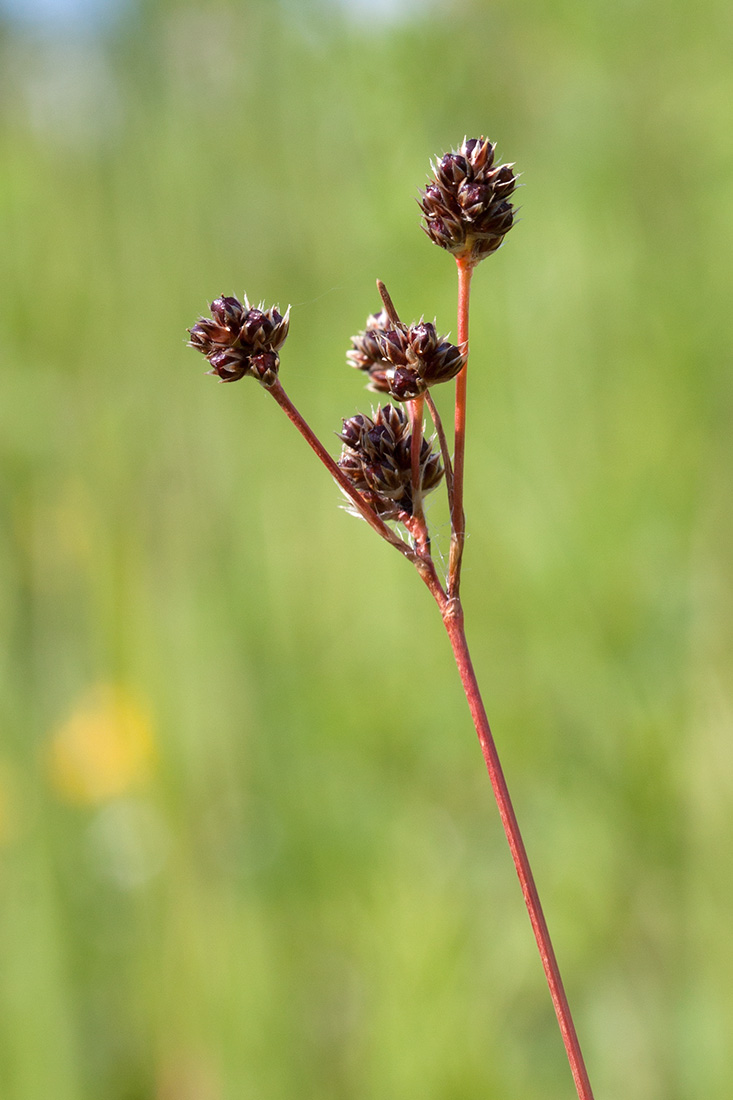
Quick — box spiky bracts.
[420,137,517,266]
[188,295,290,386]
[346,309,393,394]
[338,405,443,520]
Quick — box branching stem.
[195,163,597,1097]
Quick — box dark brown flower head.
[347,312,466,401]
[188,294,290,386]
[419,136,517,266]
[337,404,443,520]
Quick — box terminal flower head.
[420,137,517,266]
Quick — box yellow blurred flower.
[46,684,156,806]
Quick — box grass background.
[1,0,732,1096]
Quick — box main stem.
[441,602,595,1100]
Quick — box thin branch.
[266,380,415,563]
[424,390,454,502]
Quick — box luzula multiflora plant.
[188,136,595,1100]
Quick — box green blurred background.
[2,0,732,1096]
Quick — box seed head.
[188,295,290,386]
[419,137,517,266]
[347,311,466,401]
[337,405,444,520]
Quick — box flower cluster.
[337,405,443,520]
[188,295,290,386]
[347,311,466,401]
[186,137,517,540]
[419,136,516,266]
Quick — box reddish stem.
[448,258,473,596]
[408,394,429,549]
[410,395,425,495]
[439,600,595,1100]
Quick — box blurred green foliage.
[1,0,732,1097]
